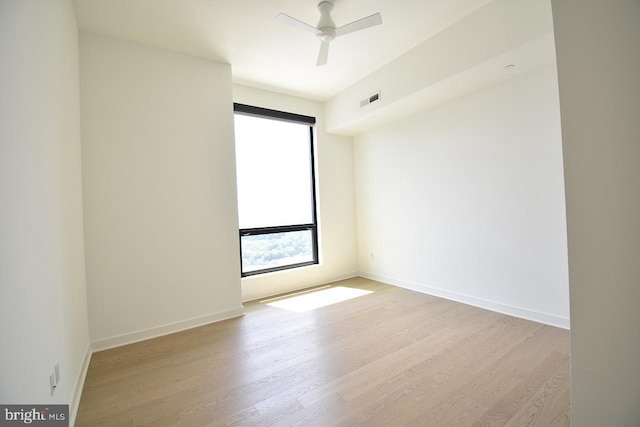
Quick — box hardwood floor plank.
[270,393,346,427]
[75,278,570,426]
[504,360,571,427]
[296,327,456,407]
[472,351,569,427]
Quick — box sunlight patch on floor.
[265,286,373,312]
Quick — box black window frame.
[233,103,319,277]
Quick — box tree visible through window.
[233,104,318,276]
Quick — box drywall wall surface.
[0,0,90,419]
[80,33,243,347]
[233,85,358,301]
[354,65,570,328]
[552,0,640,425]
[325,0,554,135]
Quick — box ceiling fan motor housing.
[317,1,336,41]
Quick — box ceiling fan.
[276,1,383,66]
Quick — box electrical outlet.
[49,372,56,396]
[49,362,60,396]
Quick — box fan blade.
[317,40,330,66]
[335,13,382,37]
[275,13,319,34]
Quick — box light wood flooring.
[75,277,571,426]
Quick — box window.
[233,103,318,277]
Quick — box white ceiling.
[73,0,496,101]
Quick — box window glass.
[234,115,313,228]
[233,104,318,277]
[240,229,314,273]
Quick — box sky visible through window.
[234,115,313,228]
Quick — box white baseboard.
[360,272,570,330]
[91,307,246,352]
[70,343,92,426]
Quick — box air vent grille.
[360,91,381,108]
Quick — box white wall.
[0,0,90,421]
[552,1,640,425]
[354,65,570,328]
[233,85,359,301]
[325,0,555,135]
[80,33,243,350]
